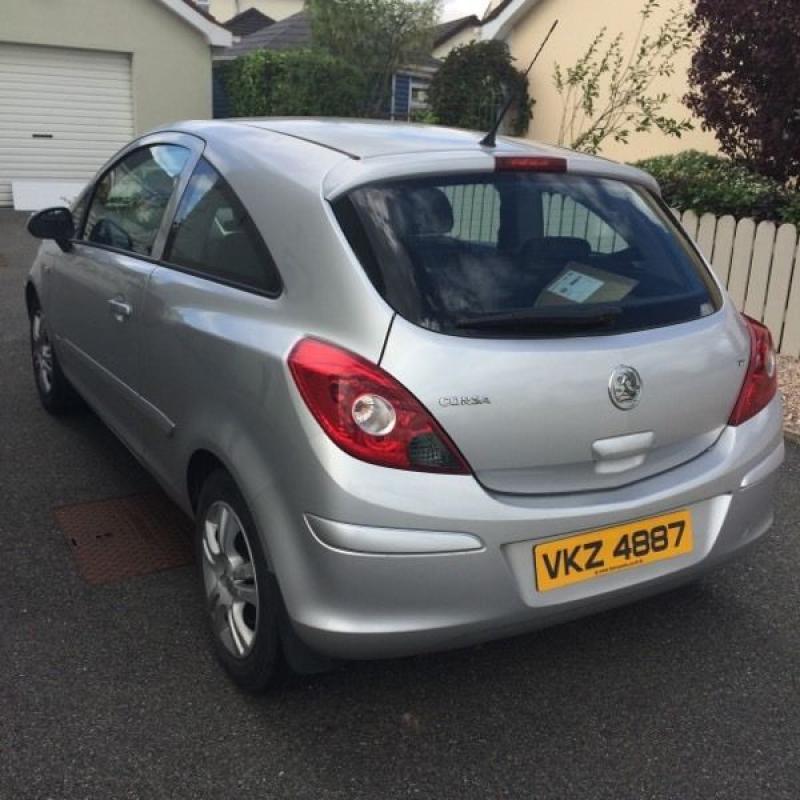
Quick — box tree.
[553,0,693,154]
[685,0,800,184]
[306,0,440,116]
[427,40,533,135]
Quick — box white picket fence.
[673,209,800,356]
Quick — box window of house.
[409,78,430,110]
[84,145,190,256]
[164,159,282,296]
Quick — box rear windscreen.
[333,173,721,337]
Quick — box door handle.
[108,297,133,321]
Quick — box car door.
[135,157,284,497]
[49,134,200,456]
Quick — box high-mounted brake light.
[495,156,567,173]
[288,338,470,474]
[728,315,778,426]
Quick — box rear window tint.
[334,173,721,337]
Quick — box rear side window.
[335,173,721,338]
[164,159,281,296]
[84,145,190,256]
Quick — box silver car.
[26,120,784,691]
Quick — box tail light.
[728,315,778,426]
[288,338,470,474]
[495,156,567,172]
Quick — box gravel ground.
[779,355,800,436]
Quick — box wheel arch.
[186,448,229,513]
[186,446,332,677]
[183,427,287,579]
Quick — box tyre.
[29,304,81,414]
[195,469,283,692]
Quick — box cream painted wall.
[0,0,214,132]
[504,0,719,161]
[209,0,302,23]
[433,24,479,59]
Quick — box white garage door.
[0,43,134,207]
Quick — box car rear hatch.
[379,310,747,493]
[332,156,750,494]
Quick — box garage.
[0,43,135,207]
[0,0,231,209]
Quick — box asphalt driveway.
[1,210,799,799]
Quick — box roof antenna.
[480,19,559,149]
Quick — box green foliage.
[553,0,693,154]
[307,0,439,115]
[427,41,533,135]
[410,108,439,124]
[777,192,800,227]
[223,49,367,117]
[634,150,800,224]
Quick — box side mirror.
[28,207,75,253]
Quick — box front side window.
[84,145,190,256]
[70,186,92,236]
[335,172,721,337]
[164,159,281,295]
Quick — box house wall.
[209,0,302,23]
[503,0,720,162]
[0,0,214,133]
[432,24,479,59]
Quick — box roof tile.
[223,7,275,36]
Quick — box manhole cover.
[54,492,194,585]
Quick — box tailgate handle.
[592,431,654,474]
[592,431,654,460]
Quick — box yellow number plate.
[533,509,694,593]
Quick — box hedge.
[223,49,368,118]
[633,150,800,225]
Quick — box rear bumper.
[253,395,784,660]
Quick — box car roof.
[169,118,593,160]
[162,118,659,196]
[236,118,552,160]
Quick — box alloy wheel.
[201,501,260,658]
[31,310,54,395]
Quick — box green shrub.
[224,49,368,118]
[633,150,800,224]
[777,191,800,226]
[428,41,533,135]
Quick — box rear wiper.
[453,306,622,332]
